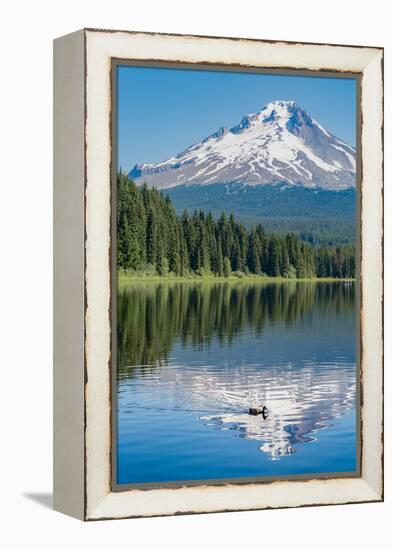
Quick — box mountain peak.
[229,101,302,134]
[261,99,300,114]
[259,100,313,129]
[128,100,356,191]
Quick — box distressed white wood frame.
[53,29,383,521]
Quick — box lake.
[116,280,358,485]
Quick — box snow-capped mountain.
[129,100,356,190]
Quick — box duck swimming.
[248,406,269,419]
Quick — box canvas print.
[114,65,358,486]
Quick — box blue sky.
[117,65,357,171]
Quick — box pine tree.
[223,256,231,278]
[216,239,224,276]
[281,244,290,277]
[234,224,247,272]
[199,222,210,274]
[170,228,181,275]
[268,237,281,277]
[247,230,261,274]
[146,207,157,266]
[179,224,189,276]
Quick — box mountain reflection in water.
[199,361,355,459]
[117,281,357,483]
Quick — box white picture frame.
[53,28,383,521]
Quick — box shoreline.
[118,274,356,284]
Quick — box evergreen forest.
[117,173,356,279]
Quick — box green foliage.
[223,257,232,278]
[285,265,298,279]
[165,182,357,246]
[232,270,246,278]
[117,173,356,279]
[216,240,224,277]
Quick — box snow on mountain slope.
[128,100,356,190]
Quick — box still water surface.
[116,281,357,484]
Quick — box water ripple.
[118,360,356,460]
[117,281,357,482]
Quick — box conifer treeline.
[117,173,356,279]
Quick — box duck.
[248,406,269,419]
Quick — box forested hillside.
[165,183,356,246]
[117,173,355,279]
